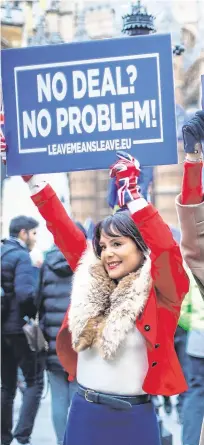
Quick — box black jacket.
[1,238,37,334]
[39,245,73,371]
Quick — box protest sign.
[2,33,177,176]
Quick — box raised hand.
[182,110,204,154]
[110,150,141,207]
[22,175,34,182]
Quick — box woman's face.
[99,229,143,280]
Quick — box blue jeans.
[64,394,161,445]
[48,370,78,445]
[174,326,189,414]
[182,355,204,445]
[1,334,45,445]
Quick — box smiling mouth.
[107,262,122,270]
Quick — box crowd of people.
[1,215,86,445]
[1,110,204,445]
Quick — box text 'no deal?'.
[23,65,157,139]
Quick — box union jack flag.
[0,108,6,163]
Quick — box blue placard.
[2,33,177,176]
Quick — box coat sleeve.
[37,264,46,331]
[129,201,189,309]
[14,251,37,318]
[31,184,87,271]
[176,161,204,298]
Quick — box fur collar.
[68,247,152,359]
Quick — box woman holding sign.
[23,152,190,445]
[1,138,189,444]
[176,110,204,445]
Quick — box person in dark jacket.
[1,215,45,445]
[39,223,87,445]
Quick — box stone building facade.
[1,0,204,228]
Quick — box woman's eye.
[113,242,121,247]
[100,245,106,251]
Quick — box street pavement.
[14,389,182,445]
[158,396,182,445]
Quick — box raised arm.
[110,151,189,309]
[0,107,86,271]
[25,175,87,271]
[129,201,188,308]
[175,110,204,297]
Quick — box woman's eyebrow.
[110,234,123,239]
[100,235,122,244]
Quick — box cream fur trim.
[68,247,152,359]
[68,248,116,345]
[99,257,152,359]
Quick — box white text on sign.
[22,66,157,139]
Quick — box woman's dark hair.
[93,210,148,258]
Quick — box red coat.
[32,185,189,396]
